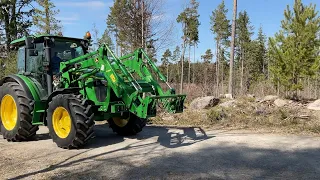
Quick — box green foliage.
[33,0,62,35]
[210,0,231,47]
[201,49,213,63]
[236,10,253,66]
[177,0,200,45]
[107,0,155,54]
[0,0,34,47]
[172,46,181,63]
[269,0,320,98]
[0,52,17,79]
[257,26,267,76]
[99,29,115,51]
[161,49,172,66]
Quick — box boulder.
[219,94,234,99]
[225,94,233,99]
[190,96,220,110]
[307,99,320,110]
[274,98,288,107]
[262,95,279,102]
[219,100,236,108]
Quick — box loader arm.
[59,45,186,119]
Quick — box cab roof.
[10,34,87,46]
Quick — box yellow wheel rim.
[52,107,71,139]
[112,116,130,128]
[0,95,18,131]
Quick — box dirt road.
[0,124,319,180]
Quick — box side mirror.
[28,49,38,56]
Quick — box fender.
[0,75,41,101]
[0,75,44,124]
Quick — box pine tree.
[269,0,320,99]
[177,6,189,93]
[201,49,213,87]
[33,0,62,35]
[257,26,267,78]
[210,0,231,95]
[0,0,34,48]
[161,49,172,82]
[107,0,161,57]
[188,0,200,84]
[236,10,253,94]
[172,46,181,83]
[99,29,115,51]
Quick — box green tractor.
[0,34,185,149]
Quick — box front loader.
[0,34,185,148]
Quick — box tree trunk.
[221,50,224,94]
[193,45,195,84]
[141,0,144,48]
[45,0,50,34]
[204,63,208,89]
[167,64,169,83]
[240,49,244,94]
[180,24,186,94]
[228,0,237,97]
[215,40,220,96]
[188,44,191,85]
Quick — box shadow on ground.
[51,144,320,180]
[10,124,212,180]
[8,124,320,179]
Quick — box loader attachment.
[59,44,186,119]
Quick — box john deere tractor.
[0,34,185,149]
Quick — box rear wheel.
[108,113,146,136]
[47,94,95,149]
[0,82,38,141]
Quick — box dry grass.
[150,97,320,135]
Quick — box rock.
[225,94,233,99]
[247,94,255,98]
[274,98,288,107]
[190,96,220,110]
[219,100,236,108]
[219,94,234,99]
[262,95,279,102]
[307,99,320,110]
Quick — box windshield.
[51,40,84,61]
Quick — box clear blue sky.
[50,0,320,62]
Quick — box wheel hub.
[0,95,18,130]
[112,116,130,127]
[52,107,71,138]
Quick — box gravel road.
[0,124,319,180]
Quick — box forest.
[0,0,320,101]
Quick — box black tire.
[0,82,39,141]
[47,94,95,149]
[107,113,146,136]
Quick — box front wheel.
[107,113,146,136]
[47,94,95,149]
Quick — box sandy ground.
[0,123,320,180]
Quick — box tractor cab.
[10,35,90,96]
